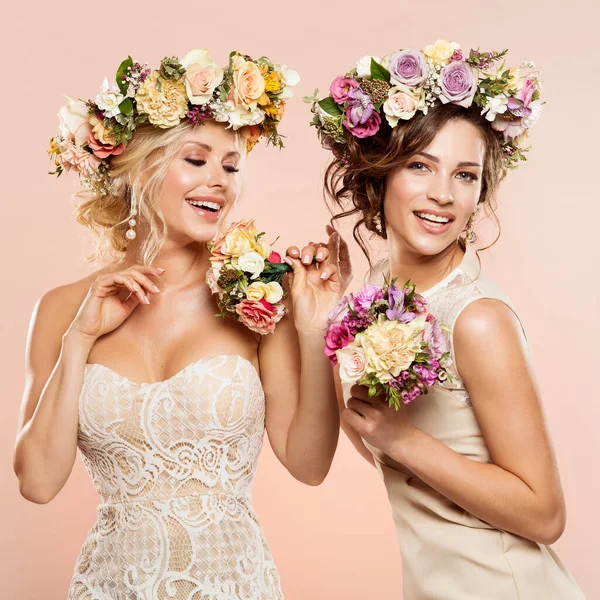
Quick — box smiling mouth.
[414,211,454,227]
[185,199,222,214]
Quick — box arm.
[344,299,566,545]
[14,266,162,503]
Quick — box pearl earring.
[126,194,138,241]
[373,212,383,235]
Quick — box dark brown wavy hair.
[324,102,507,264]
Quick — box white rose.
[58,97,92,147]
[226,105,264,130]
[383,84,424,127]
[337,344,367,384]
[278,65,300,99]
[181,49,224,106]
[522,99,543,128]
[356,55,380,77]
[237,251,265,280]
[95,78,124,118]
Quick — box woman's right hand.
[70,264,164,340]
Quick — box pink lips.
[413,210,454,235]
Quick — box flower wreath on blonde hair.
[49,49,300,194]
[306,40,542,169]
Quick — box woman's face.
[384,119,485,257]
[159,121,244,245]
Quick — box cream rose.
[383,85,425,127]
[337,344,367,384]
[237,251,265,280]
[423,39,461,66]
[356,318,423,382]
[256,240,271,259]
[89,114,119,146]
[58,97,92,147]
[181,49,224,106]
[135,71,188,129]
[224,229,255,257]
[247,281,283,303]
[231,55,265,108]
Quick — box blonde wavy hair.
[76,121,245,266]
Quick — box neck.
[386,237,465,293]
[123,239,211,291]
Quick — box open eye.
[456,171,478,182]
[407,162,429,172]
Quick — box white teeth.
[187,200,221,211]
[415,212,450,224]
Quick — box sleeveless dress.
[357,248,584,599]
[69,354,283,600]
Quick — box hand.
[284,228,352,333]
[70,264,165,341]
[342,384,417,459]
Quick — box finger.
[130,264,166,277]
[350,384,373,403]
[127,270,161,295]
[113,274,149,305]
[282,256,306,291]
[300,245,316,266]
[286,246,300,259]
[342,407,366,432]
[313,245,330,263]
[347,397,376,416]
[318,264,339,282]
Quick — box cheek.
[384,173,425,217]
[453,180,481,216]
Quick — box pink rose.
[57,138,101,177]
[87,132,125,159]
[268,251,282,263]
[343,109,381,139]
[324,322,354,365]
[383,85,423,127]
[236,298,285,335]
[337,344,367,384]
[231,55,265,108]
[330,77,359,104]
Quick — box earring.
[464,208,478,244]
[126,194,138,241]
[373,212,383,235]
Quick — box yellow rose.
[423,39,461,66]
[256,240,271,259]
[135,71,188,129]
[225,229,256,257]
[89,114,119,146]
[247,281,283,304]
[502,67,520,92]
[264,71,283,94]
[231,55,265,108]
[356,318,423,382]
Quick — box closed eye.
[224,165,240,173]
[185,158,206,167]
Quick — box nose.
[206,160,229,190]
[426,172,454,206]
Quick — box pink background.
[2,1,598,598]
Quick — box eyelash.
[407,162,478,182]
[185,158,239,173]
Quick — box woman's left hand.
[342,384,418,459]
[284,228,352,334]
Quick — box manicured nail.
[320,272,328,280]
[316,252,324,261]
[144,295,150,304]
[302,255,311,264]
[153,285,160,293]
[291,249,299,257]
[133,283,140,292]
[157,268,166,273]
[284,257,292,265]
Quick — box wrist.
[384,424,422,464]
[63,326,97,355]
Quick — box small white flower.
[356,55,380,77]
[481,94,508,122]
[95,78,124,118]
[522,99,543,128]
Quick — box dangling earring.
[464,208,478,244]
[126,193,138,241]
[373,212,383,235]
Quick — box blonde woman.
[14,50,345,599]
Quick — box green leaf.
[318,97,343,116]
[370,58,391,83]
[116,56,133,95]
[119,98,134,117]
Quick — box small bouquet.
[206,219,292,335]
[325,279,451,408]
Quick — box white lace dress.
[69,354,283,600]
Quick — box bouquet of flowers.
[325,279,451,408]
[206,219,292,335]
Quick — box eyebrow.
[414,151,482,169]
[184,141,240,159]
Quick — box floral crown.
[49,49,300,194]
[306,40,543,169]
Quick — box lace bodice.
[70,354,283,600]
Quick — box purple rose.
[354,284,384,311]
[324,323,354,365]
[386,285,405,321]
[439,61,477,108]
[388,49,428,87]
[330,76,360,104]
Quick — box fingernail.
[153,285,160,293]
[133,283,140,292]
[157,268,165,273]
[291,250,299,257]
[144,295,150,304]
[320,272,328,280]
[302,255,311,264]
[316,252,324,260]
[283,257,292,265]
